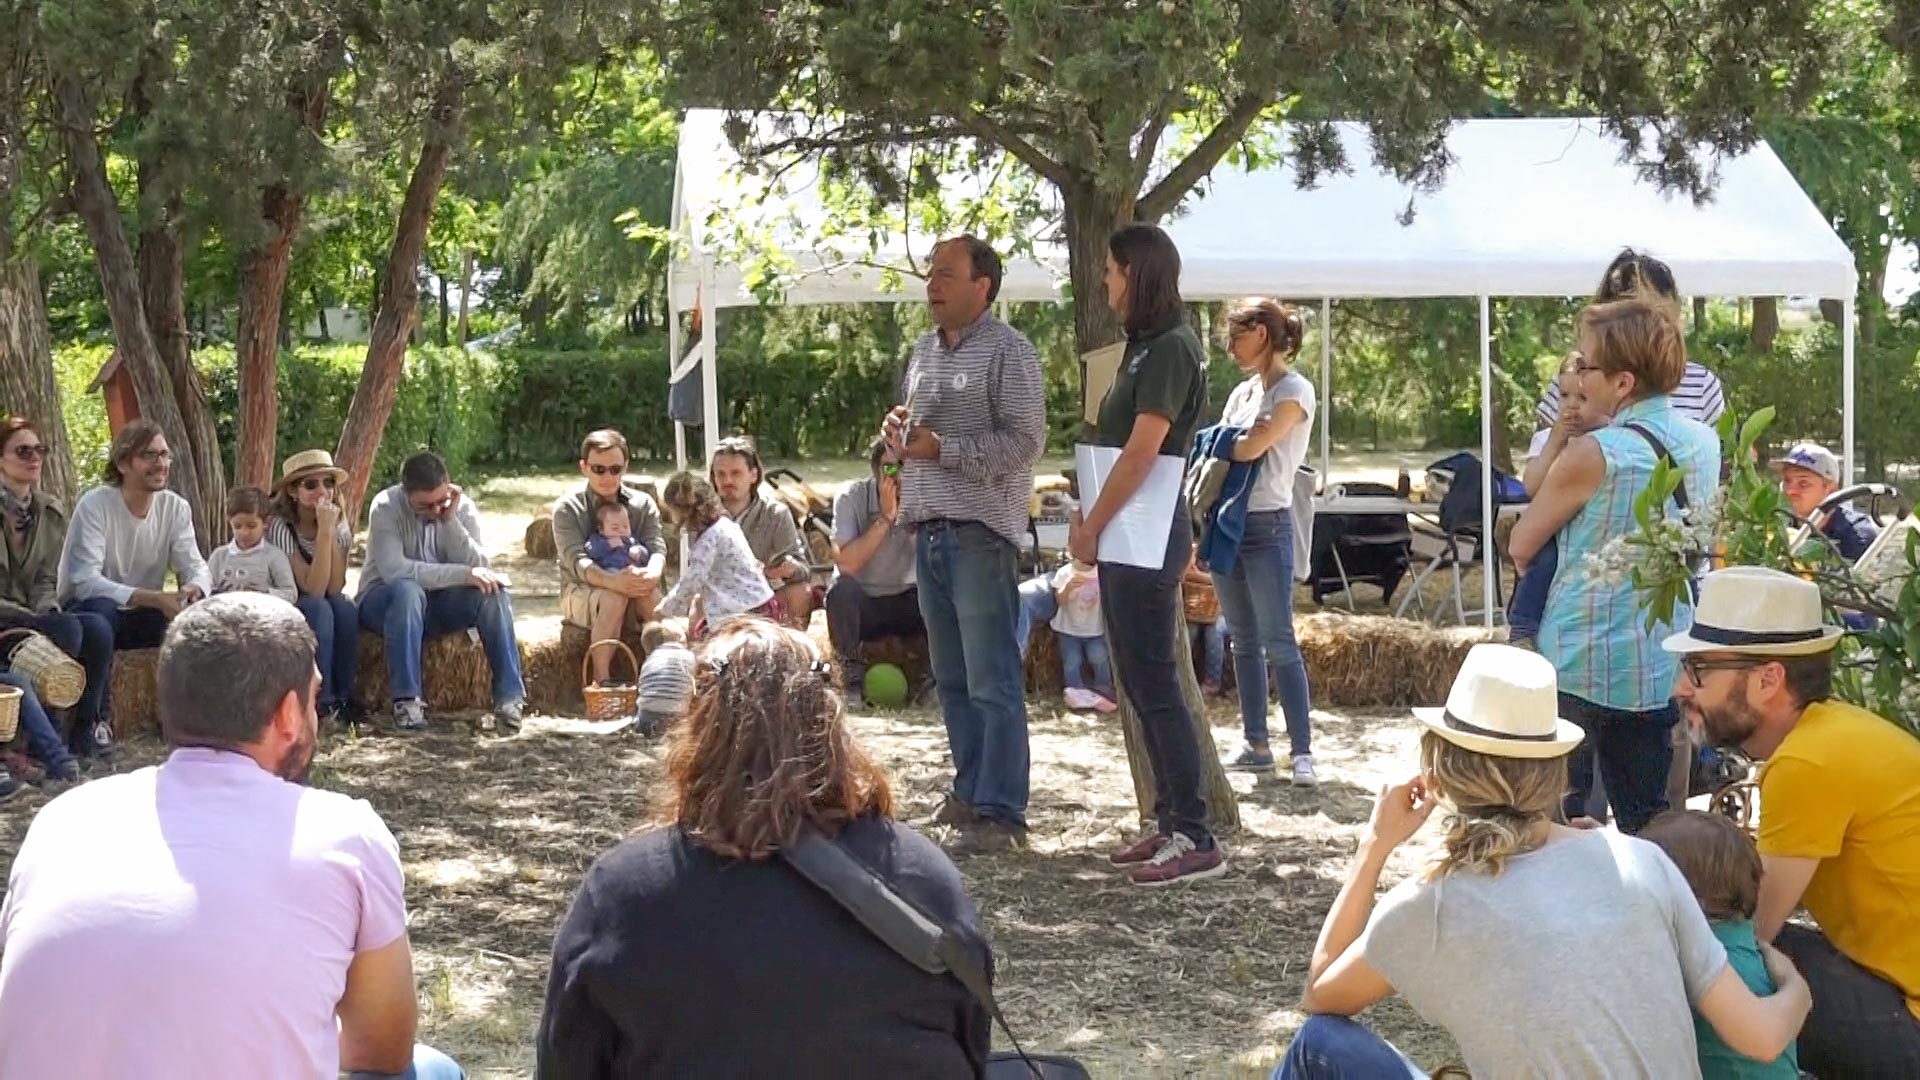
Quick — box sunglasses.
[299,475,338,492]
[1681,656,1768,689]
[587,463,625,477]
[10,444,47,462]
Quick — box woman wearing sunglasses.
[0,415,115,761]
[268,449,361,728]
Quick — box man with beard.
[1667,566,1920,1076]
[0,594,462,1078]
[709,435,813,627]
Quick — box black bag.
[780,829,1092,1080]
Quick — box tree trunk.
[1749,297,1779,353]
[335,71,466,520]
[53,75,206,533]
[0,258,77,504]
[1691,296,1708,329]
[456,249,473,345]
[236,182,308,487]
[1062,179,1239,833]
[137,201,226,547]
[315,289,331,341]
[1819,299,1844,326]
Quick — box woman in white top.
[657,473,778,635]
[1209,298,1318,783]
[1281,644,1811,1079]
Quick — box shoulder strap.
[781,828,1044,1077]
[1622,423,1689,511]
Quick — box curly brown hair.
[655,618,894,859]
[660,471,725,534]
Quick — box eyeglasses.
[587,463,625,477]
[137,449,173,465]
[299,476,337,492]
[1682,656,1768,689]
[9,444,47,462]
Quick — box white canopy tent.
[668,110,1858,625]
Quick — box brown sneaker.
[1128,833,1227,887]
[926,796,979,827]
[1108,829,1170,866]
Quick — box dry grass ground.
[0,698,1457,1079]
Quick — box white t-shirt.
[1526,428,1553,461]
[1220,371,1316,512]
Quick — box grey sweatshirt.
[356,484,490,598]
[208,540,298,603]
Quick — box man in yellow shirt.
[1668,567,1920,1077]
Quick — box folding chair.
[1395,453,1518,625]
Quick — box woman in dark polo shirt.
[1069,223,1223,887]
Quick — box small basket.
[1182,579,1220,625]
[0,683,20,744]
[580,639,640,722]
[0,628,86,710]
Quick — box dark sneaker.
[952,819,1027,855]
[927,796,979,827]
[0,769,24,803]
[392,699,428,734]
[493,700,525,734]
[1226,746,1276,773]
[40,761,82,792]
[1109,829,1171,866]
[1128,833,1227,887]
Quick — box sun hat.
[276,449,349,492]
[1770,443,1841,486]
[1661,566,1842,657]
[1413,643,1584,760]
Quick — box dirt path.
[0,699,1456,1078]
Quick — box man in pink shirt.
[0,592,462,1079]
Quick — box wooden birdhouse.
[87,350,141,436]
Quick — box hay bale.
[524,510,557,561]
[1297,612,1501,708]
[1025,624,1064,695]
[107,648,161,737]
[353,618,579,715]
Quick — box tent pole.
[1843,297,1856,483]
[699,260,720,461]
[1320,298,1332,484]
[1480,295,1495,628]
[668,164,686,474]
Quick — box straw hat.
[1413,643,1584,760]
[1661,566,1842,657]
[277,449,348,492]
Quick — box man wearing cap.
[1669,566,1920,1076]
[1773,442,1879,562]
[551,429,666,684]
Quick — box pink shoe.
[1090,693,1118,713]
[1063,687,1101,712]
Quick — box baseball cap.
[1771,443,1840,485]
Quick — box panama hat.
[276,449,349,492]
[1413,644,1584,760]
[1661,566,1842,657]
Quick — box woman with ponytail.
[1209,298,1317,782]
[1276,644,1812,1078]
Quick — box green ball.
[863,663,910,708]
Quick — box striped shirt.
[1539,397,1720,710]
[637,642,696,714]
[266,515,352,566]
[897,311,1048,546]
[1537,360,1726,429]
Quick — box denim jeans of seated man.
[358,581,526,706]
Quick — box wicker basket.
[0,682,20,744]
[1182,579,1220,625]
[0,628,86,710]
[580,640,640,721]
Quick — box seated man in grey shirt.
[824,439,923,698]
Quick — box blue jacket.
[1190,424,1261,575]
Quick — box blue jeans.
[1100,500,1212,846]
[1507,535,1559,645]
[358,581,526,706]
[1014,576,1058,659]
[1211,510,1313,755]
[1057,632,1113,698]
[5,608,114,731]
[347,1043,465,1080]
[297,593,362,713]
[1275,1015,1421,1079]
[1194,618,1227,685]
[0,672,76,775]
[915,521,1029,825]
[1559,693,1674,834]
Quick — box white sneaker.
[1290,755,1320,787]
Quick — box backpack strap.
[780,828,1045,1078]
[1623,423,1689,511]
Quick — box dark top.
[1094,314,1209,455]
[535,816,992,1079]
[1821,503,1881,563]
